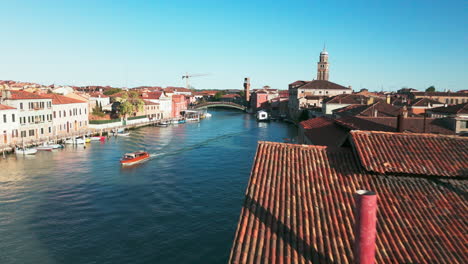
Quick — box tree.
[120,101,134,118]
[99,101,103,112]
[103,88,122,96]
[426,86,436,92]
[239,90,245,97]
[214,91,225,101]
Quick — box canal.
[0,109,297,264]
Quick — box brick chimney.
[397,107,408,132]
[354,190,378,264]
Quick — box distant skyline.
[1,0,467,91]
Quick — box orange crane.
[182,73,208,89]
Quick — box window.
[85,108,87,114]
[70,110,72,116]
[3,114,6,123]
[64,110,66,117]
[41,128,44,134]
[59,111,62,118]
[79,108,82,115]
[462,121,468,129]
[21,131,26,137]
[12,114,15,123]
[53,111,56,118]
[48,127,51,133]
[29,129,34,136]
[446,99,449,103]
[20,103,23,110]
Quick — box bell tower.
[317,47,329,81]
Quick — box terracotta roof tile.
[2,90,47,100]
[351,130,468,177]
[291,80,351,90]
[0,104,16,110]
[299,117,348,147]
[229,141,468,263]
[429,103,468,114]
[42,94,87,104]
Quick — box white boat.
[205,113,212,118]
[117,128,125,133]
[90,136,104,141]
[36,146,53,151]
[256,110,270,122]
[46,143,64,149]
[116,132,130,137]
[15,147,38,155]
[171,120,179,124]
[65,138,85,144]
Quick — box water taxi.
[120,151,150,166]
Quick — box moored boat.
[15,147,38,155]
[65,138,85,144]
[36,146,53,151]
[116,132,130,137]
[256,110,270,122]
[120,151,150,166]
[90,136,105,141]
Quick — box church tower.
[317,47,329,81]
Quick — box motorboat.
[256,110,270,122]
[65,138,85,144]
[46,143,64,149]
[171,120,179,124]
[205,113,212,118]
[36,146,53,151]
[157,121,169,127]
[178,119,186,124]
[15,147,38,155]
[116,132,130,137]
[120,151,150,166]
[90,136,104,141]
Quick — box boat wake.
[147,130,249,160]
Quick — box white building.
[141,91,172,119]
[0,104,19,146]
[43,94,89,136]
[0,90,53,143]
[89,92,110,110]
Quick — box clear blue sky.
[1,0,466,91]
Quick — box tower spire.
[317,47,329,81]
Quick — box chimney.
[386,95,391,104]
[354,190,378,264]
[367,97,374,105]
[373,108,378,117]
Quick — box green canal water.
[0,109,297,264]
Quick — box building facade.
[1,90,53,143]
[0,104,19,146]
[44,94,89,136]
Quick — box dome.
[320,50,328,55]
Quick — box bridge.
[191,101,246,111]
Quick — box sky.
[0,0,467,91]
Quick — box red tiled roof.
[334,101,406,117]
[143,100,159,105]
[291,80,351,90]
[2,90,47,100]
[412,92,468,97]
[300,117,349,147]
[351,130,468,177]
[222,94,241,98]
[429,103,468,114]
[0,104,16,110]
[325,94,369,104]
[410,97,443,107]
[141,91,163,100]
[336,116,454,135]
[229,141,468,263]
[42,94,87,104]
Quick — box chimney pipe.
[354,190,378,264]
[397,114,405,132]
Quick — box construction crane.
[182,73,208,89]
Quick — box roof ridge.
[350,130,467,139]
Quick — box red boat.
[120,151,150,166]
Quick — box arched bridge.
[191,101,246,111]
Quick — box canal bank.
[0,109,297,264]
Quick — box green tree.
[99,101,103,112]
[214,91,225,101]
[426,86,436,92]
[120,101,134,118]
[103,88,122,96]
